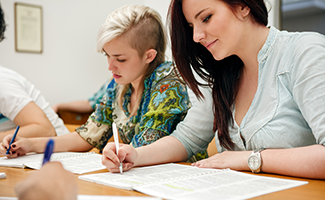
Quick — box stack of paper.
[79,163,308,200]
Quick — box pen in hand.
[42,139,54,166]
[6,126,20,155]
[112,122,123,173]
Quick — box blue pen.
[42,139,54,166]
[6,126,20,155]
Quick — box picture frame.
[15,3,43,53]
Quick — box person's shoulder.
[155,61,174,75]
[153,61,182,83]
[280,30,325,47]
[275,30,325,66]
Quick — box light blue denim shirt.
[172,26,325,158]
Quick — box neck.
[236,24,269,72]
[131,80,141,95]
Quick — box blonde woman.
[2,5,206,162]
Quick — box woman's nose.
[193,26,205,43]
[107,59,116,71]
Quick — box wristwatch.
[247,148,266,173]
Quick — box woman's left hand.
[192,151,251,171]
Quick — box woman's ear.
[237,4,250,21]
[145,49,158,64]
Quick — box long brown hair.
[168,0,268,149]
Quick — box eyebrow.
[194,8,209,19]
[103,50,124,57]
[112,54,123,57]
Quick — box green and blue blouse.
[76,61,207,161]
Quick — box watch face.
[248,155,260,170]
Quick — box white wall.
[0,0,148,106]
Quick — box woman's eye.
[203,15,211,23]
[103,52,107,56]
[117,59,126,62]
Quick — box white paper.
[0,152,40,168]
[0,152,106,174]
[79,163,213,190]
[0,172,6,179]
[79,163,308,200]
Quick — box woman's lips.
[205,39,217,49]
[113,73,121,79]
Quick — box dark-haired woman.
[101,0,325,179]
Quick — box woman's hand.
[192,151,251,171]
[101,142,138,173]
[0,135,33,158]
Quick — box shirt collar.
[258,26,279,64]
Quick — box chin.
[211,50,229,61]
[209,49,224,61]
[113,79,123,85]
[212,54,226,61]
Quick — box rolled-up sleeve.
[77,91,114,150]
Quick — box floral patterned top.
[76,61,204,159]
[88,79,110,110]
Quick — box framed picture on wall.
[15,3,43,53]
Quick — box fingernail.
[12,144,16,148]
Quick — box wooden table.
[0,164,324,199]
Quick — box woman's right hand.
[101,142,138,173]
[0,135,33,158]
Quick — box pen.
[42,139,54,166]
[6,126,20,155]
[112,122,123,173]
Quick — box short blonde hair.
[97,5,167,117]
[97,4,166,65]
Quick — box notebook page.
[133,169,308,200]
[79,163,222,190]
[79,163,308,200]
[24,152,106,174]
[0,153,41,168]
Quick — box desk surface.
[0,164,324,199]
